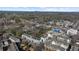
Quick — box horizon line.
[0,7,79,12]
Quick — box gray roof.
[44,34,70,51]
[9,36,20,43]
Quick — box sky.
[0,7,79,12]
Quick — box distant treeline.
[0,11,79,22]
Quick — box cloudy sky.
[0,7,79,12]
